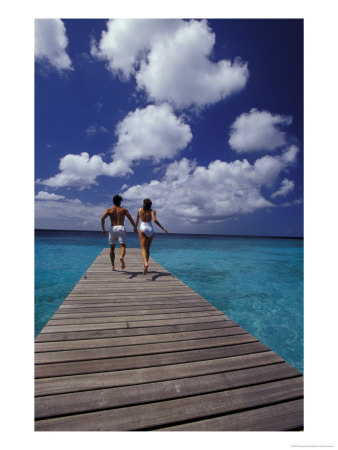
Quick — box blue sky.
[35,18,303,236]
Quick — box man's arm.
[135,209,140,229]
[125,209,138,232]
[101,210,109,234]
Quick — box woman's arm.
[152,210,168,233]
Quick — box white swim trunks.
[109,225,126,245]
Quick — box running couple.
[101,195,168,275]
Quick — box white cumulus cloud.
[37,104,192,188]
[35,19,72,71]
[35,191,65,201]
[35,196,108,230]
[38,152,131,189]
[92,19,249,109]
[229,108,293,153]
[123,146,299,225]
[271,178,295,198]
[113,103,192,164]
[280,145,299,164]
[91,19,179,79]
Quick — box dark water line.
[35,229,303,239]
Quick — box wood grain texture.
[35,248,303,431]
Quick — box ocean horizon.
[35,228,304,239]
[35,229,304,372]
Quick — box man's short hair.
[113,195,123,206]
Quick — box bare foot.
[120,258,125,270]
[143,263,148,275]
[111,265,115,271]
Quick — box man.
[101,195,137,270]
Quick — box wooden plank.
[40,314,230,334]
[58,300,209,308]
[35,342,270,378]
[69,285,193,290]
[46,310,223,325]
[41,321,128,334]
[158,399,304,431]
[35,319,238,343]
[49,309,220,321]
[59,299,209,306]
[35,377,303,431]
[65,290,201,295]
[36,352,288,397]
[35,326,247,352]
[35,358,297,418]
[35,334,258,364]
[55,303,216,311]
[52,306,216,318]
[67,290,193,294]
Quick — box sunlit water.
[35,230,303,372]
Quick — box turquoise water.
[35,230,303,372]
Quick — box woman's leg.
[145,235,153,262]
[139,231,149,274]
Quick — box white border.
[2,1,337,449]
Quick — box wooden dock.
[35,248,303,431]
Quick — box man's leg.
[120,244,126,269]
[110,244,116,270]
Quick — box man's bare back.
[103,206,132,227]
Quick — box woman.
[135,198,168,275]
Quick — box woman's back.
[139,208,152,223]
